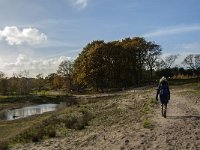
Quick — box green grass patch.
[140,96,158,129]
[141,98,158,114]
[143,119,154,129]
[141,105,151,114]
[149,98,158,106]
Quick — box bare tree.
[182,54,200,77]
[0,71,8,95]
[19,70,31,95]
[35,73,46,94]
[0,71,5,78]
[53,75,63,90]
[162,54,179,69]
[145,42,162,79]
[165,55,179,68]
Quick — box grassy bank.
[0,88,158,149]
[0,94,77,149]
[168,78,199,86]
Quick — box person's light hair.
[159,76,167,83]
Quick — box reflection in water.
[0,103,65,121]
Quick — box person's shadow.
[167,115,200,120]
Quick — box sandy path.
[134,89,200,150]
[13,88,200,150]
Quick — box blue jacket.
[156,80,170,104]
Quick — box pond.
[0,103,66,121]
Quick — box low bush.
[65,111,93,130]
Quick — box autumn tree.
[73,37,162,90]
[130,37,148,83]
[57,60,73,92]
[53,75,63,90]
[45,73,57,89]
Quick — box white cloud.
[70,0,89,9]
[181,42,200,53]
[142,25,200,38]
[0,54,71,77]
[0,26,47,45]
[0,57,3,64]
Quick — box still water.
[0,103,66,121]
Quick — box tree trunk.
[150,67,153,80]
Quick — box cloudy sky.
[0,0,199,77]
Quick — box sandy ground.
[13,88,200,150]
[131,89,200,150]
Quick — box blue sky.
[0,0,200,76]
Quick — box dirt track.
[13,88,200,150]
[131,89,200,150]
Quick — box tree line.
[0,37,200,95]
[73,37,162,91]
[73,37,200,91]
[0,61,72,96]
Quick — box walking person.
[156,76,170,118]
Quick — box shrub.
[65,111,93,130]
